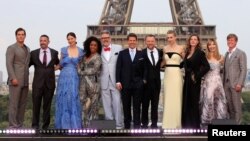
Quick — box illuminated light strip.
[0,129,36,134]
[68,129,98,134]
[0,129,207,135]
[101,129,161,134]
[163,129,207,134]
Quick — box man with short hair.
[223,33,247,124]
[116,33,146,129]
[29,35,59,129]
[6,27,30,128]
[141,34,162,128]
[100,30,124,129]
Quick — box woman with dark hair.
[181,34,210,128]
[55,32,84,129]
[78,36,102,127]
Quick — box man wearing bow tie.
[223,33,247,124]
[100,30,124,129]
[29,35,59,129]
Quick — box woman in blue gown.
[55,32,84,129]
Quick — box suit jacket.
[223,48,247,88]
[142,48,163,89]
[100,44,123,89]
[29,48,59,89]
[116,48,146,89]
[6,43,30,86]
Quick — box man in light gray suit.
[223,33,247,124]
[100,30,124,129]
[6,28,30,128]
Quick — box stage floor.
[0,129,208,141]
[0,135,207,141]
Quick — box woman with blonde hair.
[199,39,228,128]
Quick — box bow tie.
[104,47,111,51]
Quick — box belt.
[165,64,180,68]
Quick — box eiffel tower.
[87,0,216,49]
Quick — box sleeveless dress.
[200,61,228,126]
[55,47,84,129]
[162,52,183,129]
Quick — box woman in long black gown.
[181,34,210,128]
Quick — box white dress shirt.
[39,48,51,66]
[147,47,159,65]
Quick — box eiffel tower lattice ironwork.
[87,0,216,49]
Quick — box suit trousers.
[32,85,54,129]
[224,80,242,124]
[121,86,143,129]
[141,81,160,127]
[8,85,28,128]
[101,77,124,128]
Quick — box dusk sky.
[0,0,249,81]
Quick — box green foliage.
[0,91,56,129]
[242,91,250,124]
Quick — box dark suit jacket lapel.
[143,49,150,65]
[156,49,162,66]
[35,49,43,65]
[47,48,55,66]
[133,49,140,62]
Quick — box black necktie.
[43,51,47,67]
[150,51,155,66]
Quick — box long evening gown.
[78,54,102,127]
[182,49,210,128]
[55,46,84,129]
[162,52,183,129]
[200,61,228,126]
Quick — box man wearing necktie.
[29,35,59,129]
[116,33,146,129]
[223,33,247,124]
[141,34,163,128]
[100,30,124,129]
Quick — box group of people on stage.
[6,27,247,130]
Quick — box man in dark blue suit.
[29,35,60,129]
[116,33,146,129]
[141,34,163,128]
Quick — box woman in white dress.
[162,30,184,129]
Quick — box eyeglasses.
[101,37,110,40]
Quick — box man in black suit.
[116,33,146,129]
[29,35,60,129]
[141,34,163,128]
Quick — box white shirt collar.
[228,47,236,54]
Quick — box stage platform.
[0,129,208,141]
[0,136,207,141]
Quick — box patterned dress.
[200,61,229,126]
[78,54,102,127]
[55,47,84,129]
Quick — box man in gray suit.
[6,28,30,128]
[100,30,124,129]
[223,33,247,124]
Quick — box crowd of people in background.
[5,27,247,130]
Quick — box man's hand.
[11,79,18,86]
[116,82,122,91]
[235,84,242,92]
